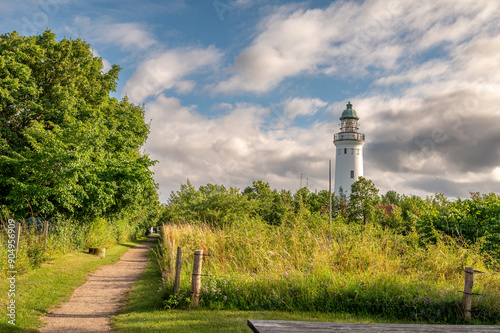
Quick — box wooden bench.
[247,319,500,332]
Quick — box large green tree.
[0,30,158,222]
[347,177,380,224]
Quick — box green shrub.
[84,217,115,248]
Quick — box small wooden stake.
[43,220,49,250]
[463,266,474,320]
[173,247,182,294]
[14,222,21,251]
[190,250,203,306]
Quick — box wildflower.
[224,295,227,301]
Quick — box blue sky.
[2,0,500,202]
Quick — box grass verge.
[113,309,414,333]
[112,243,411,333]
[0,237,147,332]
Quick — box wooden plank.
[247,320,500,333]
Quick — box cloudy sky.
[2,0,500,201]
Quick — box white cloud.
[493,167,500,182]
[213,0,498,94]
[173,80,196,94]
[212,102,234,111]
[70,16,157,51]
[123,47,222,103]
[214,4,346,93]
[99,22,157,50]
[375,61,450,86]
[144,95,334,201]
[283,97,327,119]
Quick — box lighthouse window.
[344,148,347,154]
[338,149,341,155]
[350,170,354,179]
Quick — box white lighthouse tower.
[333,102,365,196]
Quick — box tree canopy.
[0,30,159,223]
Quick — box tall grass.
[157,218,500,324]
[0,215,146,277]
[0,218,85,275]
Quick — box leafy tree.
[164,180,256,227]
[381,190,401,206]
[347,177,380,224]
[307,190,331,215]
[244,180,288,225]
[197,183,255,227]
[164,180,202,222]
[0,30,159,225]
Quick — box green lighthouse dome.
[340,101,359,120]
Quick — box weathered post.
[14,222,21,251]
[190,250,203,306]
[173,247,182,294]
[170,239,175,273]
[463,266,474,320]
[43,220,49,250]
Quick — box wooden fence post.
[43,220,49,251]
[190,250,203,306]
[170,239,175,273]
[463,266,474,320]
[14,222,21,251]
[173,247,182,294]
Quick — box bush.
[84,217,115,248]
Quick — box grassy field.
[154,220,500,325]
[112,242,413,333]
[0,237,146,333]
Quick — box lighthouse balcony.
[334,132,365,142]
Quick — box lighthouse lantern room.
[333,102,365,196]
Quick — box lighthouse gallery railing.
[334,132,365,142]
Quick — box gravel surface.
[39,236,156,333]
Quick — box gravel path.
[40,236,156,333]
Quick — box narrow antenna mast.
[329,159,332,226]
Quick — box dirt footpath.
[40,236,156,333]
